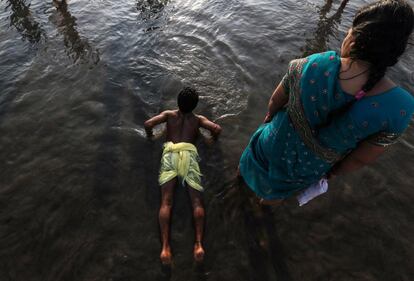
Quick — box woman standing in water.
[239,0,414,205]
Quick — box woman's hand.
[266,81,289,123]
[326,170,337,180]
[263,80,289,123]
[263,112,273,123]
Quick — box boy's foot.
[193,241,205,263]
[160,246,172,265]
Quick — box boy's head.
[177,87,199,113]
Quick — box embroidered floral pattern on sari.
[239,51,414,201]
[285,58,342,163]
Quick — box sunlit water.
[1,0,413,280]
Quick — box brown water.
[1,0,414,280]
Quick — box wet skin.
[145,109,221,265]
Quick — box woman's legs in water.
[237,165,284,206]
[159,178,177,265]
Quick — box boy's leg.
[188,187,205,262]
[159,178,177,265]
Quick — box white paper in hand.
[297,178,329,206]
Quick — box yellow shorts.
[159,142,203,192]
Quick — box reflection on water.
[1,0,414,280]
[136,0,169,31]
[6,0,44,43]
[50,0,100,64]
[137,0,169,20]
[303,0,349,56]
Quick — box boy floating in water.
[144,87,222,265]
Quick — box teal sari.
[239,51,414,200]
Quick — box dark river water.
[1,0,414,280]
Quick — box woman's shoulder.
[395,86,414,102]
[354,86,414,112]
[307,50,338,60]
[301,51,339,65]
[377,86,414,108]
[386,87,414,121]
[309,51,340,68]
[288,51,340,77]
[351,86,414,134]
[285,51,338,77]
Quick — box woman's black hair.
[350,0,414,92]
[318,0,413,130]
[177,87,199,113]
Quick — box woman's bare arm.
[265,82,289,122]
[328,140,386,178]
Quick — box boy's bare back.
[144,110,221,144]
[165,110,200,144]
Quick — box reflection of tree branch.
[136,0,169,20]
[51,0,99,64]
[303,0,349,56]
[6,0,44,43]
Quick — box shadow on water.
[195,96,227,281]
[50,0,100,64]
[214,175,293,281]
[302,0,349,56]
[129,88,170,280]
[92,79,122,205]
[6,0,44,43]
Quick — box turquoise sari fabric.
[240,51,414,200]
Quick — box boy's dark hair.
[351,0,414,92]
[177,87,199,113]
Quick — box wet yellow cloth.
[159,142,203,192]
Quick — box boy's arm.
[198,115,222,139]
[144,111,169,137]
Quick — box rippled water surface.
[1,0,414,280]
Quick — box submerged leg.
[159,178,177,265]
[188,187,205,263]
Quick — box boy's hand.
[150,127,167,141]
[199,128,216,146]
[144,124,154,139]
[199,115,222,140]
[211,124,222,140]
[144,111,169,140]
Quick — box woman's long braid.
[361,64,387,93]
